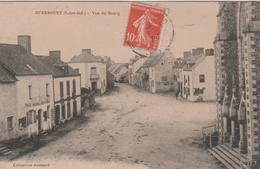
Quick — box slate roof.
[142,49,174,68]
[142,52,164,68]
[113,65,123,74]
[0,64,17,83]
[108,64,118,72]
[182,63,196,71]
[182,54,209,71]
[36,55,80,77]
[0,44,51,76]
[189,55,213,70]
[109,64,121,74]
[69,52,103,63]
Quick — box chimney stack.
[192,48,204,56]
[49,50,61,61]
[205,49,214,56]
[82,49,92,55]
[17,35,31,53]
[192,49,196,56]
[183,51,192,59]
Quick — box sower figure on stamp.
[133,9,158,48]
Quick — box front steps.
[0,145,12,156]
[0,144,17,160]
[209,144,249,169]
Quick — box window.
[47,106,50,119]
[27,111,33,125]
[73,101,77,116]
[43,111,48,121]
[161,76,168,82]
[91,67,97,74]
[33,111,37,123]
[46,83,49,97]
[18,117,26,129]
[62,104,66,120]
[28,85,32,99]
[194,88,200,95]
[66,81,70,97]
[67,102,71,118]
[187,88,190,96]
[188,75,190,86]
[60,82,64,98]
[7,116,13,130]
[72,80,76,96]
[199,74,205,83]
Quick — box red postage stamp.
[124,3,166,51]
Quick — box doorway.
[91,81,97,93]
[38,109,42,132]
[55,105,60,125]
[73,100,77,117]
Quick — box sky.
[0,2,218,63]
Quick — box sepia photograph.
[0,1,259,169]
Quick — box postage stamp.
[123,3,165,51]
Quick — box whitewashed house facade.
[182,49,216,101]
[0,36,54,141]
[36,50,81,126]
[135,49,175,93]
[69,49,107,95]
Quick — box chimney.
[17,35,31,53]
[183,51,192,59]
[192,49,196,56]
[192,48,204,56]
[205,49,214,56]
[196,48,204,55]
[82,49,92,55]
[49,50,61,61]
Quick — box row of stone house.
[128,47,216,102]
[173,48,216,102]
[128,48,175,93]
[0,35,109,143]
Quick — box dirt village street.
[17,83,221,169]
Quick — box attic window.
[199,74,205,83]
